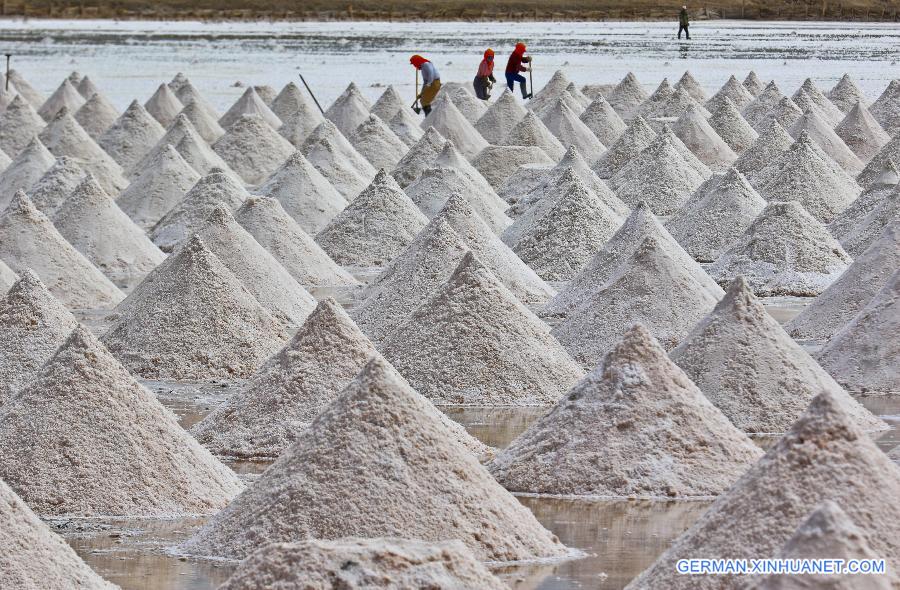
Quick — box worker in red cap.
[410,54,441,116]
[473,48,496,100]
[505,42,532,99]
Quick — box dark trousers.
[474,76,491,100]
[505,72,528,98]
[678,24,690,39]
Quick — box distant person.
[505,42,532,99]
[410,54,441,116]
[678,6,691,40]
[474,48,496,100]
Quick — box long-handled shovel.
[527,59,534,100]
[298,73,325,115]
[411,68,421,114]
[4,54,10,91]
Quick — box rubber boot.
[422,104,432,116]
[520,81,532,99]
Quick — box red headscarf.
[410,55,429,69]
[484,48,494,60]
[514,42,527,55]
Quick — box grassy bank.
[2,0,899,22]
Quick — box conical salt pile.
[666,167,766,261]
[838,186,898,257]
[448,86,487,123]
[174,123,239,182]
[0,191,123,309]
[212,114,294,185]
[540,97,605,162]
[475,89,527,144]
[527,69,574,115]
[857,129,900,188]
[0,84,17,112]
[316,169,428,267]
[835,160,898,237]
[0,95,45,156]
[0,325,245,516]
[256,150,346,235]
[219,538,506,590]
[497,162,554,205]
[27,156,86,215]
[144,82,183,128]
[324,82,372,138]
[829,73,869,113]
[793,78,846,128]
[117,144,201,231]
[253,85,277,106]
[76,75,99,100]
[348,113,408,171]
[501,110,564,160]
[73,92,119,141]
[0,270,77,399]
[638,78,675,120]
[175,81,221,124]
[38,107,128,195]
[610,130,708,215]
[150,168,249,252]
[302,119,376,199]
[566,81,593,110]
[274,85,323,142]
[490,323,762,496]
[219,87,282,131]
[352,218,468,345]
[168,72,189,93]
[197,204,315,327]
[592,115,657,179]
[542,202,722,318]
[504,170,623,281]
[707,96,759,154]
[646,85,711,126]
[672,104,737,171]
[6,70,45,109]
[579,94,626,147]
[817,269,899,394]
[789,108,864,175]
[472,145,553,190]
[552,235,719,368]
[98,100,166,172]
[0,137,54,205]
[674,70,707,103]
[539,88,584,119]
[382,252,581,405]
[0,478,117,589]
[128,113,196,176]
[181,356,568,561]
[179,99,226,144]
[835,102,890,163]
[671,277,886,434]
[37,78,85,122]
[706,74,755,111]
[370,85,405,121]
[420,94,488,160]
[789,222,898,341]
[869,79,900,134]
[757,132,861,223]
[734,119,794,182]
[709,200,852,296]
[391,126,446,187]
[767,94,803,130]
[607,72,649,120]
[624,389,900,590]
[754,502,898,590]
[52,175,165,287]
[741,81,786,131]
[235,196,357,287]
[386,106,424,147]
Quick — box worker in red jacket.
[473,48,496,100]
[505,42,532,99]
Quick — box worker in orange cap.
[505,42,532,99]
[473,48,497,100]
[410,54,441,116]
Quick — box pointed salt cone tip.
[875,160,900,186]
[598,321,665,372]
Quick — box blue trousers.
[506,72,528,97]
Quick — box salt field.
[0,15,899,590]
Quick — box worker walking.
[410,54,441,116]
[505,42,532,99]
[473,48,496,100]
[678,6,691,40]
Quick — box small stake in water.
[4,54,10,91]
[298,73,325,116]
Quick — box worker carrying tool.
[410,54,441,115]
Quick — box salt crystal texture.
[767,95,803,130]
[0,95,45,156]
[370,85,406,122]
[707,96,759,154]
[832,160,897,238]
[218,538,506,590]
[497,163,553,205]
[857,129,900,188]
[272,82,319,124]
[386,106,424,147]
[0,85,17,112]
[793,78,846,128]
[128,113,196,177]
[0,478,117,589]
[301,120,376,200]
[179,100,226,144]
[706,75,755,111]
[0,325,245,516]
[869,79,900,134]
[741,81,786,131]
[490,324,762,497]
[26,156,86,215]
[348,113,408,171]
[73,92,119,141]
[37,78,85,122]
[117,144,201,231]
[829,73,869,113]
[472,145,553,189]
[448,86,487,123]
[324,82,373,138]
[579,94,627,147]
[734,119,794,183]
[178,356,568,561]
[275,91,324,147]
[671,277,886,434]
[591,115,657,179]
[0,137,54,206]
[674,70,707,103]
[103,234,288,379]
[75,75,99,102]
[174,80,220,121]
[837,185,898,257]
[527,70,575,115]
[420,94,488,160]
[174,124,240,182]
[144,82,184,128]
[835,102,890,163]
[672,104,737,171]
[213,114,294,185]
[540,97,606,162]
[253,85,277,106]
[607,72,649,120]
[219,87,282,131]
[98,100,166,173]
[390,126,445,188]
[789,108,864,175]
[475,89,527,144]
[6,70,45,109]
[709,200,853,296]
[504,110,566,160]
[624,389,900,590]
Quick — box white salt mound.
[829,73,869,113]
[175,124,241,183]
[150,168,249,252]
[117,143,201,231]
[672,104,737,171]
[857,130,900,188]
[0,95,46,156]
[671,277,886,434]
[234,196,357,287]
[789,108,864,175]
[218,538,506,590]
[497,162,553,206]
[301,119,376,200]
[503,110,565,160]
[52,175,165,287]
[128,113,196,177]
[390,126,445,188]
[624,389,900,590]
[834,160,897,237]
[77,75,99,100]
[817,268,900,394]
[6,69,45,109]
[73,92,119,141]
[144,83,184,128]
[370,85,406,121]
[868,80,900,134]
[386,106,424,147]
[793,78,847,128]
[219,87,282,131]
[766,94,803,131]
[592,115,657,179]
[174,80,220,121]
[272,82,318,124]
[26,156,86,215]
[405,165,511,235]
[490,324,762,497]
[37,78,85,122]
[347,113,408,171]
[180,99,226,144]
[606,72,649,120]
[674,70,707,103]
[98,100,166,172]
[448,85,487,123]
[741,81,786,131]
[178,356,568,561]
[706,75,755,111]
[0,478,117,590]
[552,235,719,368]
[836,184,898,257]
[0,270,77,400]
[213,114,294,185]
[475,89,527,144]
[734,119,794,182]
[103,234,288,380]
[0,325,245,517]
[0,85,17,112]
[707,96,759,154]
[276,90,325,148]
[743,71,765,96]
[324,82,373,138]
[420,94,488,160]
[0,136,54,205]
[789,221,900,341]
[0,191,123,309]
[580,94,626,147]
[835,102,889,163]
[709,200,853,296]
[541,97,606,162]
[472,145,553,190]
[253,85,277,106]
[526,69,575,115]
[666,167,766,262]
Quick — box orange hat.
[484,48,494,59]
[514,42,527,54]
[410,54,428,68]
